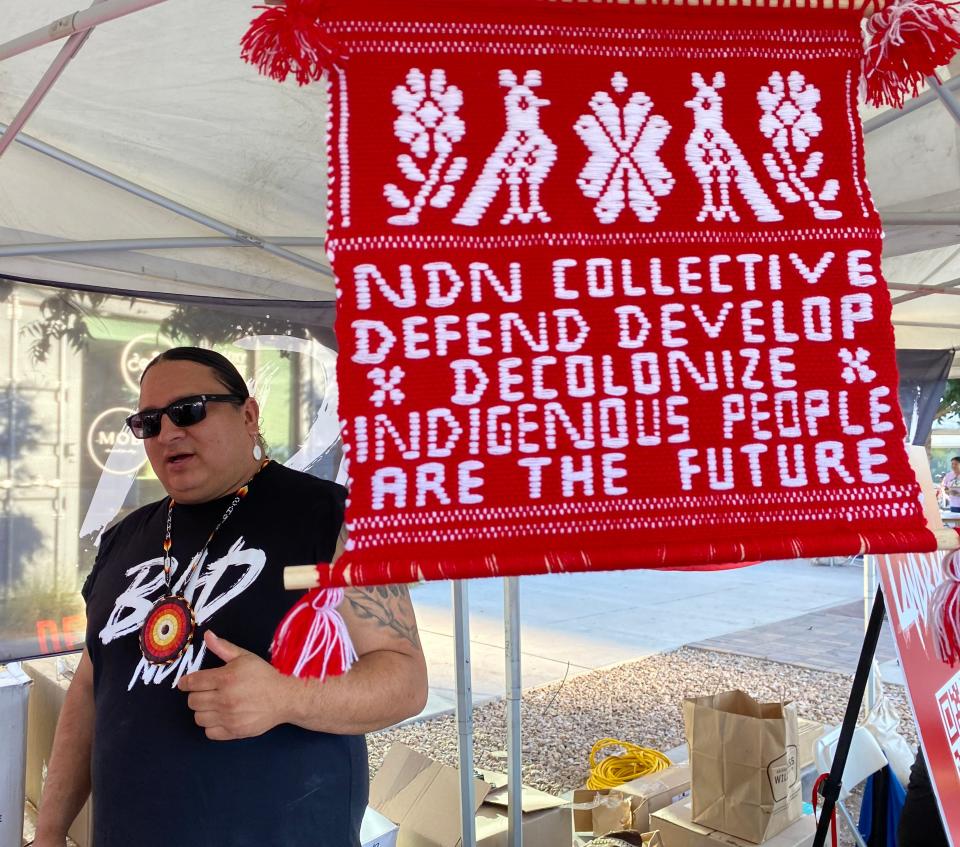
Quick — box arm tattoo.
[345,585,421,649]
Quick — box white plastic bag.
[862,661,913,787]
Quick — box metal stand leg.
[505,577,523,847]
[453,581,477,847]
[812,588,886,847]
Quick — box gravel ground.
[368,646,918,847]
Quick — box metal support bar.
[0,0,168,62]
[888,282,960,296]
[504,577,523,847]
[882,212,960,226]
[836,800,869,847]
[929,73,960,128]
[1,125,333,278]
[892,319,960,331]
[0,236,327,258]
[453,581,478,847]
[813,589,886,847]
[863,555,877,713]
[893,275,960,306]
[0,0,106,159]
[863,74,960,134]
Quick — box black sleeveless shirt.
[83,461,367,847]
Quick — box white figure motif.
[454,70,557,227]
[684,72,783,223]
[385,68,468,226]
[758,71,841,220]
[574,71,674,224]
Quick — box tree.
[935,379,960,422]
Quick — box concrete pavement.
[409,557,873,720]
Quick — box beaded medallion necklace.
[139,459,270,666]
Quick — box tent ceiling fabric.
[2,2,960,363]
[0,0,334,299]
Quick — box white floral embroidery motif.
[685,72,782,224]
[384,69,468,226]
[839,348,877,384]
[574,71,674,224]
[758,71,841,220]
[454,70,557,227]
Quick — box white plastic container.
[0,663,32,847]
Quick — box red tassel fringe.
[240,0,345,86]
[931,544,960,665]
[271,585,357,679]
[863,0,960,108]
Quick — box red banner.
[318,0,933,587]
[878,550,960,846]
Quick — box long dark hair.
[141,347,249,397]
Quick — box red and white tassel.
[240,0,345,86]
[931,546,960,665]
[863,0,960,108]
[271,587,357,679]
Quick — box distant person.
[939,456,960,512]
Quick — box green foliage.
[160,306,303,354]
[22,291,111,364]
[936,379,960,422]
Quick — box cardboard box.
[370,743,572,847]
[362,805,399,847]
[650,798,815,847]
[797,720,824,772]
[573,764,691,835]
[0,664,31,847]
[23,655,93,847]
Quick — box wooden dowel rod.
[285,565,325,590]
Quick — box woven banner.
[316,0,934,586]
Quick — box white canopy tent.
[2,0,960,355]
[0,0,335,300]
[3,5,960,846]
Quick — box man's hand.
[178,631,292,741]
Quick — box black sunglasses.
[125,394,246,440]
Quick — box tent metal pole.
[453,581,478,847]
[863,73,960,134]
[882,212,960,226]
[863,555,877,713]
[0,0,107,159]
[0,236,327,258]
[892,273,960,306]
[504,577,523,847]
[929,73,960,128]
[887,282,960,295]
[1,125,333,278]
[892,319,960,331]
[0,0,168,62]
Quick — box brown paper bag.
[682,690,801,843]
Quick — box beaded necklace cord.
[140,459,270,666]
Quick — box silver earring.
[253,443,264,461]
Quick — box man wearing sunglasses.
[32,347,428,847]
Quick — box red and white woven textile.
[309,0,934,587]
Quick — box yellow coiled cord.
[586,737,672,790]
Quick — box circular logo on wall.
[122,334,172,393]
[86,407,148,475]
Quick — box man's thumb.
[204,630,248,662]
